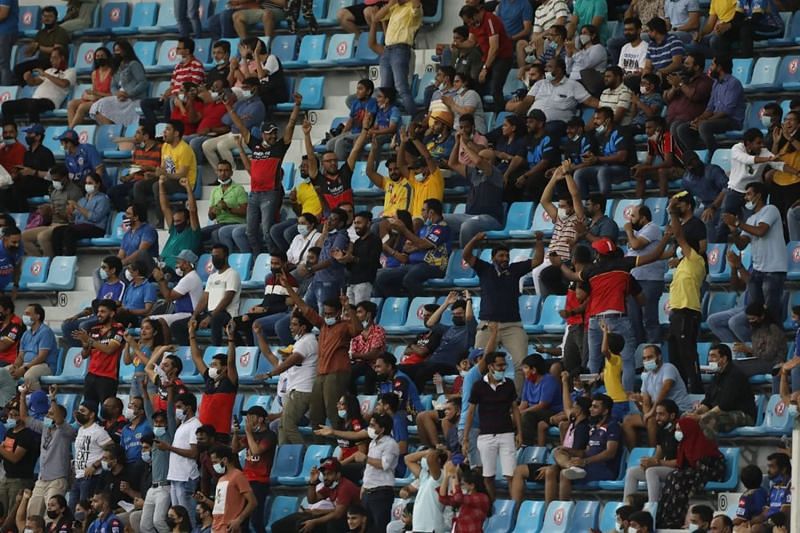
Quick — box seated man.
[519,354,563,446]
[632,116,684,198]
[2,45,75,124]
[150,251,205,336]
[573,107,633,197]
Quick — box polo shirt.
[670,248,705,311]
[383,1,422,46]
[745,205,788,273]
[521,373,563,411]
[709,0,737,23]
[642,362,693,413]
[736,488,769,520]
[573,0,609,41]
[162,226,203,269]
[0,240,22,292]
[316,230,349,283]
[408,169,444,218]
[528,77,591,122]
[86,513,122,533]
[0,142,24,174]
[596,128,631,163]
[350,97,378,134]
[588,215,620,241]
[120,419,152,463]
[465,166,504,223]
[0,316,23,365]
[376,370,423,414]
[377,175,412,217]
[599,84,634,126]
[121,223,159,259]
[86,322,126,380]
[23,143,55,174]
[65,144,103,183]
[706,74,745,126]
[408,222,451,270]
[533,0,570,33]
[315,163,354,213]
[635,93,665,128]
[169,57,205,94]
[121,279,157,311]
[666,73,713,123]
[19,323,58,371]
[131,142,162,175]
[495,0,533,37]
[580,257,639,317]
[665,0,701,28]
[767,477,792,517]
[209,183,248,224]
[646,34,684,72]
[301,308,354,375]
[469,375,517,434]
[526,133,561,170]
[702,363,756,419]
[33,67,75,107]
[469,11,514,63]
[585,419,622,474]
[162,140,197,191]
[562,134,594,166]
[199,370,238,435]
[206,267,241,317]
[428,319,477,367]
[603,353,627,402]
[473,258,531,322]
[375,104,401,130]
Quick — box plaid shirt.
[439,487,491,533]
[350,324,386,360]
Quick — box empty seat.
[776,55,800,90]
[539,295,567,333]
[318,0,353,25]
[705,447,740,490]
[486,201,533,239]
[733,395,793,436]
[520,295,543,334]
[139,2,178,33]
[542,501,575,533]
[28,256,77,291]
[599,502,624,532]
[96,125,129,158]
[598,447,653,490]
[0,86,19,104]
[242,253,270,290]
[308,33,355,67]
[269,445,304,484]
[283,35,326,68]
[571,501,600,531]
[85,211,126,247]
[454,249,490,287]
[115,2,158,34]
[228,253,253,282]
[357,394,376,416]
[18,5,41,37]
[277,444,332,485]
[643,196,668,226]
[343,31,382,66]
[147,41,181,74]
[18,256,51,290]
[379,297,409,329]
[731,57,753,86]
[196,253,214,283]
[484,499,515,532]
[512,500,546,533]
[266,496,298,530]
[384,296,436,334]
[276,77,324,110]
[83,2,129,36]
[787,241,800,280]
[710,148,731,173]
[40,348,87,384]
[514,202,554,238]
[270,35,298,63]
[745,56,781,92]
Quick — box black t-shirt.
[2,427,40,479]
[316,163,354,213]
[100,464,137,508]
[474,258,533,322]
[48,518,71,533]
[206,65,230,87]
[24,144,55,173]
[414,327,444,356]
[469,377,518,435]
[657,425,678,461]
[348,233,382,284]
[569,418,591,450]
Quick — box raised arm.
[188,319,209,375]
[302,120,319,178]
[283,94,303,145]
[224,322,238,386]
[158,176,174,229]
[462,230,484,266]
[183,177,200,230]
[448,133,467,177]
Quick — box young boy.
[734,465,769,527]
[600,321,630,422]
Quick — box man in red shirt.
[231,405,275,533]
[71,299,126,405]
[185,81,231,166]
[0,296,24,366]
[632,116,685,197]
[210,445,256,533]
[141,37,206,124]
[458,4,514,112]
[0,123,25,176]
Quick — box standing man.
[212,445,256,533]
[333,211,382,305]
[374,0,422,115]
[71,300,126,405]
[624,205,666,345]
[141,38,205,125]
[352,414,398,533]
[463,231,544,390]
[164,393,202,525]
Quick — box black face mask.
[211,257,226,270]
[94,58,109,68]
[43,22,55,29]
[166,517,177,529]
[624,33,637,42]
[75,412,89,425]
[452,317,465,327]
[270,267,282,275]
[46,510,59,520]
[5,246,17,254]
[25,135,37,146]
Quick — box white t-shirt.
[206,267,241,317]
[412,458,445,533]
[745,204,788,273]
[287,230,320,265]
[167,416,202,481]
[618,41,649,74]
[173,270,204,314]
[729,143,783,193]
[33,68,76,107]
[73,423,112,478]
[286,333,318,393]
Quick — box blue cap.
[55,129,79,143]
[23,124,45,136]
[468,348,484,363]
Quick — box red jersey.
[0,142,25,174]
[565,285,584,326]
[316,163,354,213]
[152,377,187,412]
[239,429,275,484]
[198,370,237,435]
[468,11,514,62]
[647,131,684,166]
[170,100,204,136]
[197,102,227,134]
[0,315,23,364]
[246,137,288,192]
[87,322,126,380]
[580,257,640,317]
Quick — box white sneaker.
[563,466,587,480]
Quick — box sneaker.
[563,466,587,480]
[525,54,538,64]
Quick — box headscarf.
[676,416,722,469]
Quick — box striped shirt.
[170,57,205,94]
[533,0,570,33]
[551,214,582,260]
[646,34,684,72]
[132,142,162,180]
[599,84,634,126]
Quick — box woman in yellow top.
[766,114,800,229]
[269,155,324,251]
[397,126,444,224]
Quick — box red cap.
[591,237,617,256]
[319,457,341,472]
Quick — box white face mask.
[616,520,623,531]
[124,270,133,282]
[297,224,309,236]
[579,34,592,46]
[545,71,554,81]
[674,430,684,442]
[744,200,755,210]
[761,115,773,128]
[596,124,607,134]
[367,427,379,440]
[208,367,220,380]
[85,184,95,194]
[688,524,700,532]
[361,320,370,329]
[557,207,570,221]
[639,85,650,94]
[175,408,186,421]
[52,180,63,191]
[708,361,719,372]
[123,407,134,420]
[628,527,638,533]
[213,462,226,474]
[218,178,231,186]
[175,267,184,277]
[414,172,426,182]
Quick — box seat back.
[295,77,325,108]
[100,2,129,29]
[706,242,727,277]
[75,42,103,72]
[246,253,270,285]
[519,295,541,325]
[357,394,376,416]
[156,41,181,70]
[60,347,89,379]
[777,55,800,85]
[599,502,624,532]
[130,2,158,27]
[788,241,800,274]
[271,35,298,62]
[705,291,737,318]
[19,256,51,289]
[512,500,546,533]
[504,201,533,231]
[613,199,642,228]
[380,297,409,328]
[531,202,555,235]
[72,125,96,147]
[749,56,781,86]
[746,100,773,130]
[539,295,566,329]
[267,496,298,525]
[43,256,78,288]
[542,501,575,533]
[96,124,124,153]
[298,444,333,478]
[297,34,326,62]
[731,57,754,85]
[242,394,272,413]
[0,86,19,104]
[228,253,253,281]
[355,31,381,62]
[572,501,600,532]
[270,445,304,479]
[404,297,436,328]
[325,33,355,61]
[19,5,40,33]
[658,293,671,326]
[235,346,259,378]
[193,37,212,64]
[763,394,793,432]
[154,1,177,26]
[710,149,732,173]
[484,499,515,533]
[196,253,213,282]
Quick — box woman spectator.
[349,301,387,395]
[74,499,93,532]
[630,74,665,135]
[231,38,287,107]
[167,505,192,533]
[90,40,148,127]
[67,47,113,128]
[327,393,369,485]
[438,463,491,532]
[491,114,529,194]
[51,173,111,256]
[441,74,488,134]
[21,164,83,257]
[566,25,607,91]
[366,87,401,150]
[732,303,787,391]
[122,318,165,397]
[657,416,726,529]
[44,495,72,533]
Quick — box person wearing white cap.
[150,250,205,335]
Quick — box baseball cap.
[468,348,484,363]
[591,237,617,256]
[55,129,79,143]
[27,391,50,417]
[319,457,341,472]
[23,124,45,136]
[261,122,279,134]
[176,250,198,265]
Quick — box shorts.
[236,7,284,25]
[583,461,615,482]
[525,463,549,481]
[343,2,386,26]
[611,401,631,423]
[476,432,516,478]
[457,427,482,468]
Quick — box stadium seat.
[413,70,436,107]
[147,41,181,74]
[512,500,546,533]
[787,241,800,280]
[427,249,465,287]
[520,295,543,334]
[735,395,793,436]
[384,297,436,334]
[658,293,670,327]
[17,256,51,290]
[241,393,272,414]
[454,249,490,287]
[75,42,103,75]
[84,211,126,247]
[744,100,772,131]
[776,55,800,90]
[784,291,800,329]
[343,31,382,66]
[731,58,753,86]
[0,86,19,105]
[41,347,87,384]
[571,501,600,531]
[705,447,740,490]
[318,0,353,25]
[281,162,295,190]
[701,291,737,331]
[96,125,129,158]
[484,499,515,533]
[283,35,326,68]
[766,11,795,45]
[18,5,40,37]
[710,148,731,173]
[54,393,79,422]
[357,394,376,416]
[242,253,270,290]
[140,2,178,33]
[270,35,298,64]
[514,202,554,238]
[228,253,253,282]
[196,253,213,283]
[542,501,575,533]
[276,77,324,110]
[234,346,262,384]
[379,297,410,329]
[28,256,78,291]
[265,496,298,532]
[269,445,304,484]
[705,242,727,281]
[598,447,653,490]
[486,201,533,239]
[115,2,158,34]
[83,2,129,36]
[351,161,378,195]
[308,33,356,67]
[612,199,641,229]
[277,444,332,485]
[599,502,624,532]
[539,295,566,334]
[744,56,781,92]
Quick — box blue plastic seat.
[0,86,19,105]
[41,348,88,384]
[140,2,178,33]
[454,249,490,287]
[539,295,566,334]
[276,77,324,111]
[384,297,436,334]
[270,35,298,64]
[28,256,77,291]
[283,35,326,68]
[542,501,575,533]
[115,1,158,34]
[776,55,800,90]
[484,499,515,533]
[343,31,381,66]
[192,37,212,65]
[745,56,781,92]
[96,125,128,158]
[705,242,727,281]
[242,253,270,290]
[17,256,51,290]
[710,148,732,173]
[277,444,332,485]
[351,161,378,196]
[18,5,40,37]
[228,253,253,282]
[571,501,600,531]
[599,502,624,532]
[147,41,181,74]
[486,201,533,239]
[265,496,298,532]
[513,202,554,238]
[54,393,79,422]
[233,346,262,384]
[83,2,129,36]
[269,445,304,484]
[642,196,668,226]
[241,394,272,415]
[75,42,103,75]
[735,395,793,436]
[357,394,377,416]
[413,70,436,106]
[598,447,653,490]
[427,249,463,287]
[705,447,740,490]
[731,58,753,86]
[379,297,409,329]
[85,211,126,247]
[701,291,737,331]
[658,293,671,327]
[512,500,545,533]
[785,291,800,330]
[613,199,642,229]
[520,295,543,334]
[318,0,353,25]
[309,33,355,67]
[787,241,800,280]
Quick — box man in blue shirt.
[0,226,22,295]
[0,0,18,86]
[761,453,792,520]
[305,207,350,313]
[117,261,157,328]
[86,491,123,533]
[120,396,151,465]
[11,303,56,390]
[681,152,728,242]
[574,107,634,197]
[58,129,106,187]
[676,55,745,154]
[119,204,159,269]
[520,354,563,446]
[516,109,560,201]
[327,79,378,160]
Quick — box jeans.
[252,312,286,339]
[695,203,722,243]
[270,219,299,253]
[139,485,171,533]
[587,314,637,391]
[326,131,360,160]
[361,487,394,533]
[305,279,344,313]
[247,190,283,254]
[628,280,664,345]
[274,312,295,346]
[789,206,800,241]
[485,57,514,113]
[574,165,630,196]
[707,304,751,342]
[373,264,445,298]
[218,223,250,252]
[668,308,703,394]
[175,0,202,38]
[379,44,415,115]
[747,270,785,317]
[0,33,16,86]
[675,117,740,154]
[442,213,503,248]
[68,476,99,511]
[170,478,198,527]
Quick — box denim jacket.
[113,60,148,100]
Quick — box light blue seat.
[513,202,553,238]
[115,2,158,34]
[784,291,800,330]
[776,55,800,90]
[705,242,727,282]
[18,5,40,37]
[150,80,171,98]
[308,33,355,67]
[344,31,382,66]
[731,57,753,86]
[75,42,103,75]
[539,295,566,334]
[787,241,800,280]
[599,502,624,532]
[283,35,326,68]
[140,2,178,33]
[520,295,543,334]
[701,291,737,331]
[234,346,262,384]
[613,199,642,228]
[318,0,353,25]
[764,11,793,45]
[357,394,377,416]
[43,126,67,159]
[0,86,19,105]
[28,256,77,291]
[658,293,671,327]
[705,447,740,491]
[427,249,464,287]
[85,211,126,246]
[41,348,87,384]
[512,501,545,533]
[83,2,129,36]
[228,253,253,282]
[265,496,298,532]
[351,161,378,196]
[413,70,436,106]
[281,162,295,190]
[542,501,575,533]
[454,249,490,287]
[571,501,600,531]
[96,125,129,158]
[378,297,409,329]
[486,201,533,239]
[277,444,332,485]
[54,393,79,422]
[276,77,324,110]
[193,37,212,65]
[735,394,793,436]
[269,445,304,484]
[384,297,436,334]
[241,394,272,414]
[484,499,515,533]
[598,447,653,490]
[242,253,270,290]
[710,148,731,173]
[196,254,213,283]
[9,212,28,228]
[745,100,772,130]
[745,56,781,92]
[270,35,298,63]
[147,41,181,74]
[17,256,51,290]
[502,69,526,100]
[422,0,442,23]
[642,196,668,226]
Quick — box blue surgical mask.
[761,115,772,128]
[337,409,347,419]
[99,269,109,280]
[43,417,54,429]
[745,201,755,210]
[789,404,798,417]
[324,317,337,326]
[153,426,167,437]
[643,360,657,372]
[141,451,152,463]
[297,224,309,236]
[492,370,504,381]
[22,315,33,327]
[674,430,684,442]
[4,419,16,430]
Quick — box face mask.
[451,317,465,327]
[124,270,133,282]
[216,58,226,66]
[46,510,59,520]
[153,426,167,437]
[337,409,347,419]
[625,32,637,42]
[22,315,33,327]
[643,360,657,372]
[628,528,638,533]
[123,407,134,420]
[175,408,186,422]
[324,317,337,326]
[175,267,184,277]
[745,201,755,210]
[596,124,606,134]
[43,417,54,429]
[213,462,226,474]
[761,115,773,128]
[24,529,33,533]
[52,180,63,191]
[141,451,152,463]
[177,93,187,102]
[4,419,15,429]
[75,511,86,522]
[557,207,570,221]
[579,34,592,46]
[25,135,36,146]
[616,520,624,531]
[569,134,580,142]
[545,72,554,81]
[547,39,558,50]
[708,361,719,372]
[209,91,220,101]
[211,257,225,270]
[687,524,700,532]
[101,460,111,471]
[674,430,684,442]
[361,320,370,329]
[298,224,309,236]
[218,178,231,186]
[789,404,798,417]
[166,517,177,530]
[2,139,14,146]
[85,184,95,194]
[459,369,468,377]
[492,370,505,381]
[367,427,379,440]
[75,412,89,425]
[639,85,650,94]
[209,367,220,380]
[414,172,426,182]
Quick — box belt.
[151,481,170,488]
[364,486,394,494]
[590,312,626,319]
[385,43,412,48]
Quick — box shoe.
[563,466,587,480]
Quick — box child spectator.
[734,465,769,527]
[600,321,630,422]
